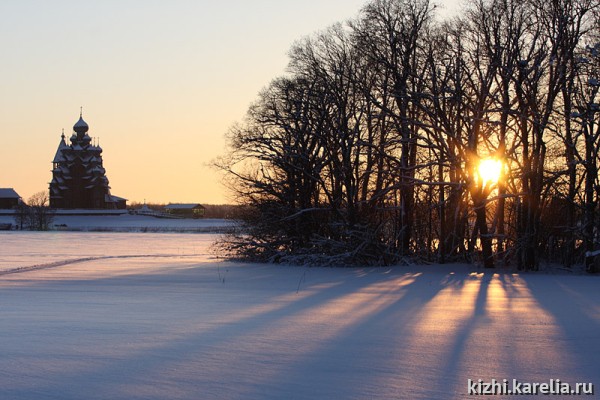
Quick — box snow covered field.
[0,232,217,272]
[0,214,236,232]
[0,232,599,399]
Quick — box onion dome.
[73,115,89,134]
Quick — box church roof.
[0,188,21,199]
[105,194,127,202]
[73,115,89,133]
[52,135,69,163]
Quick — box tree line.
[127,202,245,219]
[217,0,600,270]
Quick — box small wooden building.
[164,203,205,218]
[105,194,127,210]
[0,188,22,209]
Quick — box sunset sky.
[0,0,461,205]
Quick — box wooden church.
[49,112,126,209]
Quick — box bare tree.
[13,200,28,230]
[352,0,436,255]
[216,0,600,270]
[25,191,55,231]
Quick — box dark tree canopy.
[217,0,600,270]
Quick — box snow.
[0,214,235,233]
[165,203,204,209]
[0,188,20,198]
[0,232,599,399]
[0,232,217,272]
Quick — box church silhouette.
[49,112,126,209]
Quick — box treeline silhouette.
[217,0,600,270]
[128,202,244,220]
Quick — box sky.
[0,0,461,205]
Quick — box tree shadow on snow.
[521,273,600,386]
[239,266,474,400]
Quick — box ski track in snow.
[1,230,599,399]
[0,253,211,276]
[0,230,220,274]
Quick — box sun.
[478,158,502,185]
